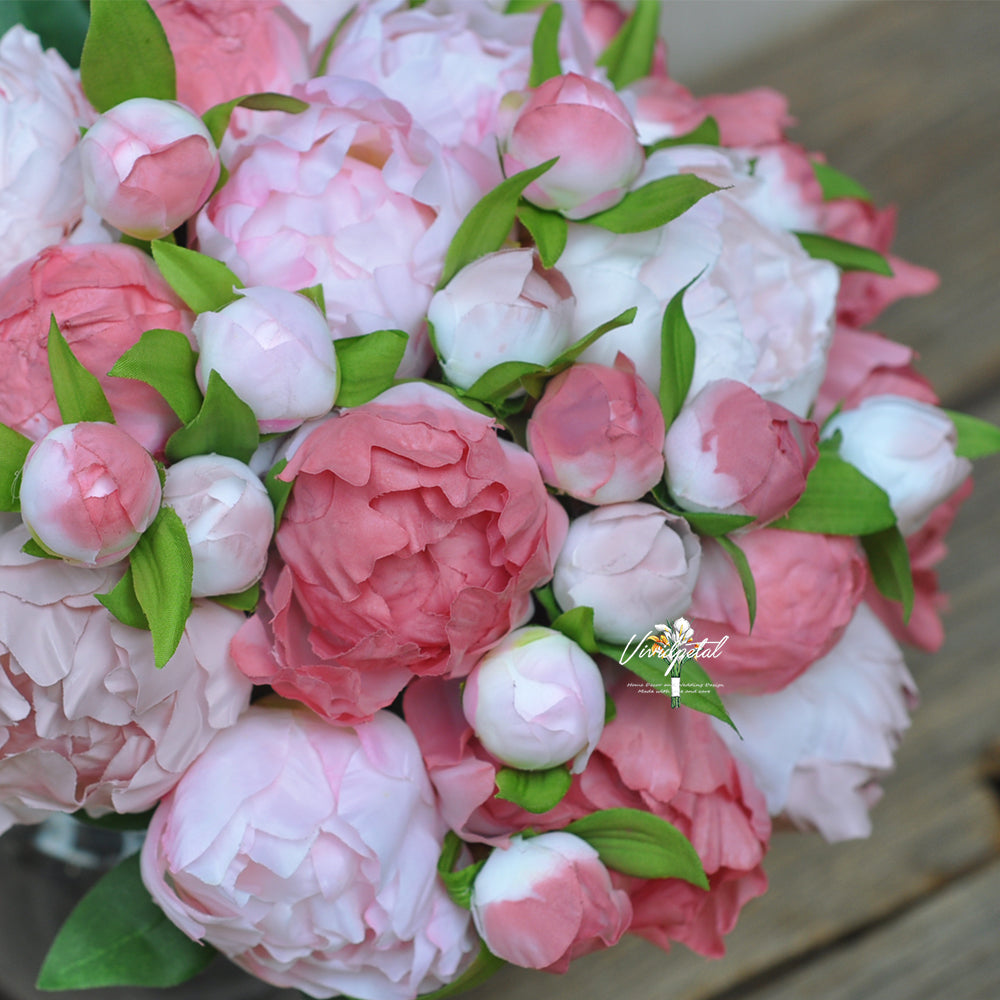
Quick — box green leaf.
[212,581,261,612]
[79,0,176,112]
[811,160,873,202]
[21,537,58,560]
[551,307,637,369]
[645,116,721,153]
[716,535,757,630]
[416,942,504,1000]
[298,284,327,314]
[0,424,32,512]
[151,241,244,315]
[584,174,720,234]
[36,853,214,990]
[677,657,739,733]
[436,832,486,910]
[129,507,193,669]
[96,567,149,630]
[333,329,408,407]
[0,0,90,68]
[550,604,599,654]
[658,278,697,426]
[109,328,202,424]
[862,526,914,622]
[532,583,562,623]
[604,692,617,725]
[681,511,755,537]
[563,808,709,887]
[505,0,546,11]
[529,3,562,86]
[165,370,260,465]
[264,459,294,527]
[595,0,659,89]
[794,232,893,275]
[47,315,115,425]
[439,159,558,288]
[495,765,573,814]
[517,202,568,268]
[771,451,896,534]
[201,92,308,147]
[943,409,1000,458]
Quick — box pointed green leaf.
[417,942,505,1000]
[151,241,244,315]
[505,0,546,11]
[659,279,697,426]
[517,202,568,268]
[129,507,193,669]
[862,526,915,622]
[716,535,757,630]
[550,604,599,654]
[47,315,115,425]
[0,424,32,512]
[551,307,637,369]
[165,370,260,465]
[646,116,721,153]
[495,765,573,814]
[943,409,1000,459]
[212,581,261,612]
[595,1,659,89]
[564,808,708,887]
[811,160,872,202]
[333,329,408,407]
[201,92,308,147]
[80,0,176,112]
[532,583,561,623]
[436,832,486,910]
[96,567,149,630]
[682,511,755,537]
[439,159,558,288]
[584,174,720,234]
[264,459,294,527]
[109,329,202,424]
[794,232,893,275]
[529,3,562,86]
[21,538,58,560]
[298,283,327,314]
[36,853,214,990]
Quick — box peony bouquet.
[0,1,997,998]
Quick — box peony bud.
[470,832,632,972]
[19,422,161,567]
[822,396,972,535]
[527,355,665,503]
[162,454,274,598]
[193,286,339,432]
[553,503,701,644]
[427,249,575,390]
[462,626,606,774]
[78,97,220,239]
[502,73,644,220]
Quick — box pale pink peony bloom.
[0,526,252,832]
[162,455,274,598]
[79,98,220,240]
[140,706,476,1000]
[232,383,568,723]
[698,87,794,148]
[527,355,665,504]
[428,248,575,389]
[470,832,631,972]
[196,76,483,378]
[462,626,606,774]
[19,422,162,567]
[687,529,867,694]
[0,27,95,280]
[663,378,819,525]
[193,286,338,432]
[713,604,918,841]
[823,396,971,536]
[0,242,193,454]
[552,503,701,644]
[502,73,644,219]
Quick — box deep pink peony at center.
[232,383,568,723]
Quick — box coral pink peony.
[232,383,568,723]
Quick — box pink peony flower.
[552,503,701,644]
[0,526,252,832]
[687,529,867,693]
[0,242,193,454]
[79,98,221,240]
[232,383,568,723]
[140,706,476,1000]
[196,75,483,378]
[470,832,632,972]
[161,454,274,598]
[713,604,918,841]
[19,422,162,568]
[502,73,645,219]
[527,355,666,504]
[462,626,606,774]
[698,87,794,148]
[663,378,819,525]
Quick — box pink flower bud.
[664,378,819,525]
[553,503,701,644]
[470,832,632,972]
[462,626,606,774]
[79,97,221,239]
[19,422,161,567]
[428,248,575,390]
[528,356,665,503]
[193,286,338,432]
[502,73,644,220]
[162,455,274,598]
